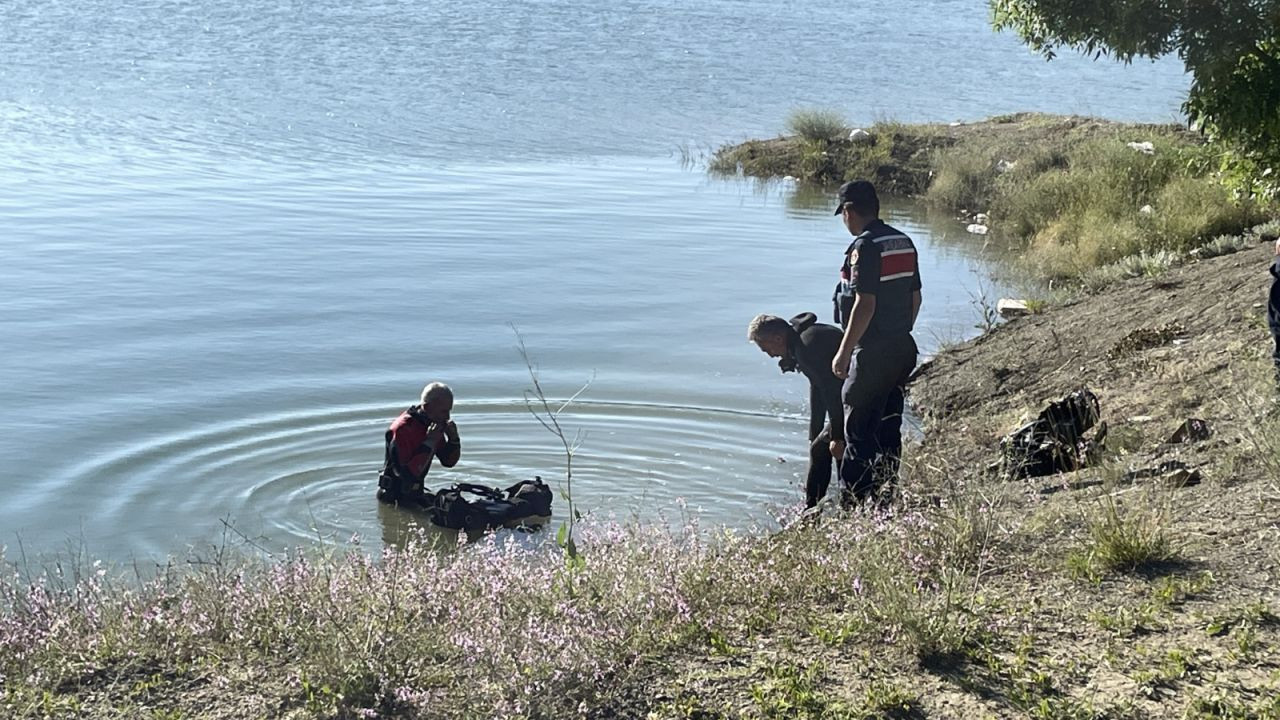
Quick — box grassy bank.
[711,112,1277,282]
[4,245,1280,719]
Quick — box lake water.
[0,0,1188,559]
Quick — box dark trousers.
[808,412,902,507]
[840,337,917,505]
[1270,265,1280,371]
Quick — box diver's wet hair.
[747,314,790,342]
[421,382,453,406]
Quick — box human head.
[747,314,792,358]
[834,179,880,235]
[420,382,454,422]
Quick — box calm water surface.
[0,0,1188,558]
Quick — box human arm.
[437,420,461,468]
[911,290,922,327]
[832,240,880,379]
[808,384,825,442]
[832,293,875,379]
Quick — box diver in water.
[748,313,846,508]
[377,382,461,506]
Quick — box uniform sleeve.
[853,238,881,295]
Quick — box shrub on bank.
[932,131,1268,280]
[786,108,848,143]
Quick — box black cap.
[833,180,878,215]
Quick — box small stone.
[966,223,989,235]
[975,212,990,224]
[997,298,1031,317]
[1127,141,1156,155]
[1139,204,1155,214]
[848,128,875,144]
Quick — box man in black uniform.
[749,312,846,507]
[830,180,922,505]
[1270,239,1280,376]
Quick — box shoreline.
[4,115,1280,719]
[4,245,1279,718]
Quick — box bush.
[1073,488,1176,574]
[1078,250,1184,291]
[1195,233,1253,259]
[989,136,1266,280]
[787,108,849,143]
[1147,177,1268,252]
[927,148,1000,213]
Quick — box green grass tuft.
[786,108,849,143]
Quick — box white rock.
[997,299,1030,317]
[1127,141,1155,155]
[966,223,989,235]
[995,159,1017,173]
[781,175,797,183]
[975,212,990,225]
[1139,204,1154,214]
[848,128,874,144]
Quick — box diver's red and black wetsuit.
[378,405,460,503]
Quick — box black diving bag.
[998,389,1105,479]
[428,477,554,531]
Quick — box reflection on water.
[375,501,556,555]
[375,502,459,553]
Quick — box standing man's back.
[829,180,922,505]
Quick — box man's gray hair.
[420,382,454,406]
[747,314,790,342]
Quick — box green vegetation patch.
[712,112,1274,283]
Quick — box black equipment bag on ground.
[428,477,554,532]
[998,389,1105,479]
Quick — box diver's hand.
[829,439,846,458]
[444,420,458,441]
[424,422,448,447]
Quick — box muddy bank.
[911,242,1275,476]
